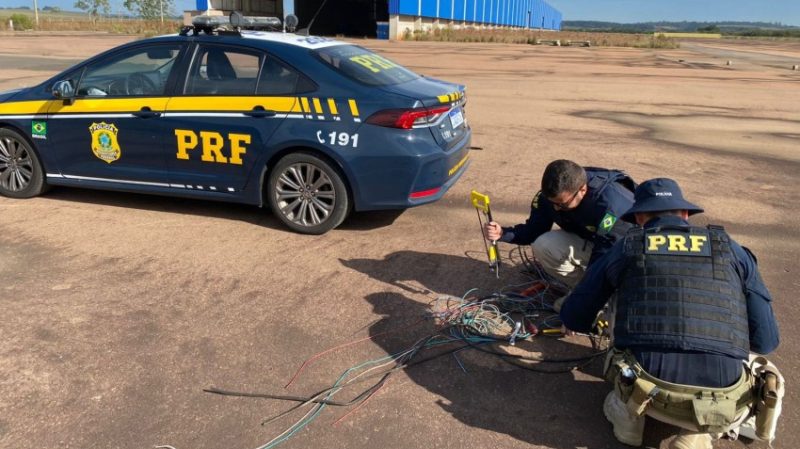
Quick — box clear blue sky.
[2,0,798,26]
[547,0,799,26]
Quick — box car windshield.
[315,45,419,86]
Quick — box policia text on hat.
[560,178,783,449]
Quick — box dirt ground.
[1,34,798,449]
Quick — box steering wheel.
[124,73,159,96]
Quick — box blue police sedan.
[0,17,471,233]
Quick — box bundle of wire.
[205,264,608,449]
[432,284,609,372]
[205,332,470,449]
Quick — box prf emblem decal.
[89,122,121,164]
[645,230,711,256]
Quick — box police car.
[0,14,471,234]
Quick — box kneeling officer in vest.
[560,178,783,449]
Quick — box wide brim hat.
[622,178,704,223]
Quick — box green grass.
[0,9,182,34]
[402,27,680,48]
[0,8,92,19]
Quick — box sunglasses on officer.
[549,184,586,211]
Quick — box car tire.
[0,127,48,199]
[267,152,350,234]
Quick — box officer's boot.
[603,391,645,446]
[669,430,713,449]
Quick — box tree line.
[563,20,800,37]
[74,0,175,20]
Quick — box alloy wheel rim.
[275,162,335,227]
[0,137,33,192]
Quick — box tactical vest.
[555,168,636,240]
[584,167,637,195]
[614,224,750,359]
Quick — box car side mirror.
[52,80,75,100]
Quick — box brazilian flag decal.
[32,121,47,139]
[600,212,617,233]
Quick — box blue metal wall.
[388,0,561,30]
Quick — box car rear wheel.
[0,128,47,199]
[268,152,350,234]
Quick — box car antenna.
[296,0,329,36]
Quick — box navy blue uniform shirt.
[560,215,780,387]
[500,167,636,265]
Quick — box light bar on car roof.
[186,11,283,35]
[191,14,230,29]
[230,11,282,30]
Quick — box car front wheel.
[0,128,47,198]
[267,152,350,234]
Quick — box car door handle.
[133,107,161,119]
[245,106,276,118]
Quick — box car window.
[315,45,420,86]
[257,56,315,95]
[77,45,181,97]
[185,46,262,96]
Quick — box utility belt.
[604,349,754,434]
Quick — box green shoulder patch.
[531,191,541,209]
[599,212,617,233]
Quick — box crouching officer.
[483,160,636,288]
[560,178,783,449]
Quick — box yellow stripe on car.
[348,99,359,118]
[437,91,464,104]
[167,96,299,113]
[327,98,338,115]
[312,98,323,115]
[448,153,469,177]
[37,97,301,115]
[48,98,170,114]
[0,100,50,115]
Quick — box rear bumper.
[406,150,470,206]
[348,127,472,211]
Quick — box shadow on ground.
[40,187,404,232]
[345,251,695,449]
[341,250,501,298]
[364,290,616,449]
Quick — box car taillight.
[365,105,451,129]
[409,187,441,199]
